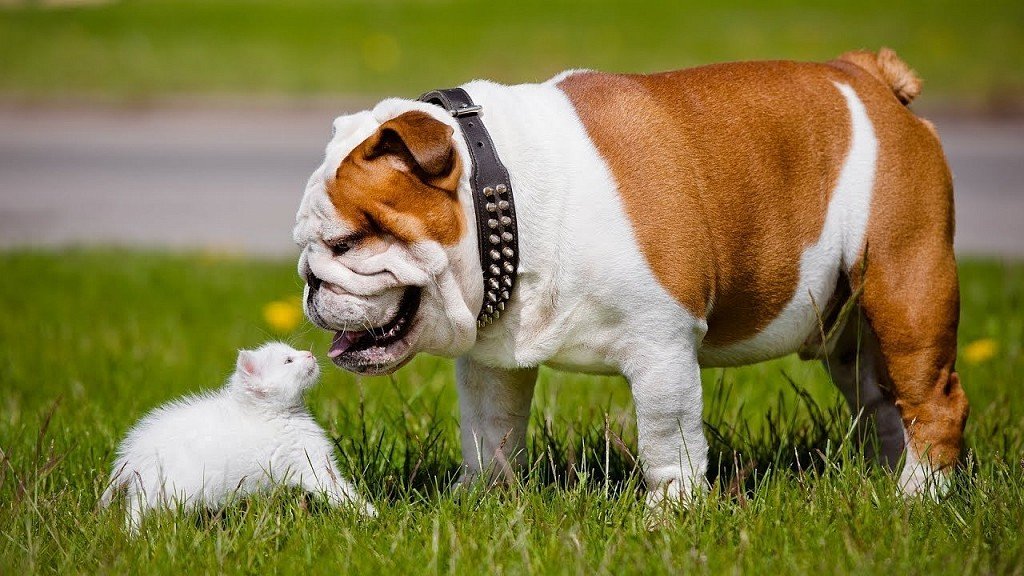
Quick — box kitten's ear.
[237,350,260,379]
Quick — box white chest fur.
[463,78,705,373]
[465,79,876,373]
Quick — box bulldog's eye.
[327,234,363,257]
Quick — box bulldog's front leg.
[456,356,538,485]
[624,346,709,506]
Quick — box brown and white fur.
[293,49,968,504]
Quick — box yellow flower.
[962,338,997,364]
[263,299,303,334]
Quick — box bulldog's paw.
[641,477,709,531]
[644,473,709,510]
[453,471,476,491]
[898,455,950,501]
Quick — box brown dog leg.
[855,238,968,495]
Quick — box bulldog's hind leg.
[825,311,906,468]
[855,236,968,496]
[623,339,708,506]
[456,357,538,485]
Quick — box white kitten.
[101,342,375,531]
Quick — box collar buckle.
[451,104,483,118]
[419,87,519,329]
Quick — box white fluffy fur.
[294,76,929,504]
[101,342,374,531]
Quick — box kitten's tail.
[98,461,129,508]
[98,482,117,509]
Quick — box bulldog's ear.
[362,111,457,184]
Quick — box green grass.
[1,250,1022,574]
[0,0,1022,103]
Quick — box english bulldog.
[293,48,968,504]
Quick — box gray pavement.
[0,102,1021,257]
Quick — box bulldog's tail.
[837,48,922,105]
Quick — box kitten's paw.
[359,499,378,518]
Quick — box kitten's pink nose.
[303,351,314,359]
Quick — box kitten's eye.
[284,357,293,364]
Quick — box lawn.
[0,0,1022,103]
[0,250,1022,574]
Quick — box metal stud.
[477,177,515,325]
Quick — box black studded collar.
[419,88,519,328]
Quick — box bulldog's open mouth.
[327,287,422,374]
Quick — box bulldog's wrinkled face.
[294,100,482,375]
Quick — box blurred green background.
[2,4,1023,572]
[1,0,1022,106]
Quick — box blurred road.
[0,103,1021,257]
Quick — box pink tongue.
[328,330,365,358]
